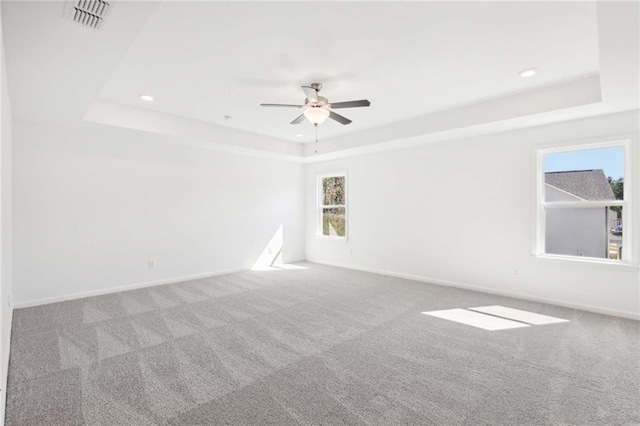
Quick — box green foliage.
[607,176,624,200]
[323,176,345,205]
[322,209,346,237]
[608,176,624,216]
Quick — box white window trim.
[535,139,634,265]
[316,171,348,240]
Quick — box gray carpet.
[5,262,640,425]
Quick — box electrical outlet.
[514,268,519,276]
[148,260,156,269]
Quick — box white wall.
[545,207,607,258]
[305,111,640,319]
[10,108,640,321]
[545,185,608,258]
[0,7,13,423]
[13,120,305,306]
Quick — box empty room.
[0,1,638,425]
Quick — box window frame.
[535,139,633,265]
[316,171,348,240]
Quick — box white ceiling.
[99,1,599,142]
[2,1,638,160]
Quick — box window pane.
[544,146,624,201]
[322,176,345,205]
[322,207,346,237]
[545,205,622,260]
[609,206,623,260]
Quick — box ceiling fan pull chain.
[315,124,319,154]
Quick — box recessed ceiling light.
[296,133,304,137]
[519,68,537,78]
[140,94,154,102]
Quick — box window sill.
[316,235,348,242]
[533,254,639,272]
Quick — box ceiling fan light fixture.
[304,107,330,125]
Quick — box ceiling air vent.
[70,0,110,29]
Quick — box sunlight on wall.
[251,225,307,271]
[252,225,284,271]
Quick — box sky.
[544,146,624,179]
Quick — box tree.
[608,176,623,200]
[608,176,623,216]
[322,176,345,205]
[607,176,623,200]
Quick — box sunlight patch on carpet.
[422,308,531,331]
[469,306,569,325]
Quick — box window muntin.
[318,174,346,238]
[538,143,629,263]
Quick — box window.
[537,142,630,263]
[318,173,346,238]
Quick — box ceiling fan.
[260,83,371,126]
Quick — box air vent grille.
[71,0,109,29]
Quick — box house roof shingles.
[545,169,616,201]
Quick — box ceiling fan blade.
[290,114,306,125]
[329,111,352,125]
[330,99,371,109]
[260,103,303,108]
[301,86,318,102]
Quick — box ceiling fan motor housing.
[306,96,329,107]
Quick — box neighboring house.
[545,169,616,258]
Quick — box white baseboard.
[307,258,640,321]
[14,259,639,320]
[13,268,246,309]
